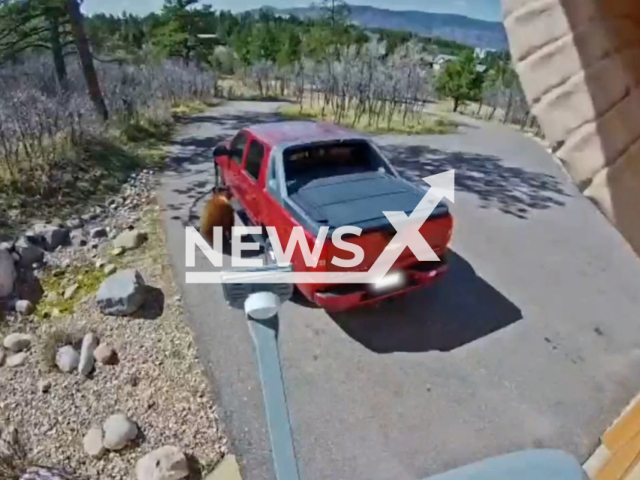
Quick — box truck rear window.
[283,140,392,182]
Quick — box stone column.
[503,0,640,256]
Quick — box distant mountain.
[255,5,508,50]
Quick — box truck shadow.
[329,251,523,353]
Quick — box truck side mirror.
[213,145,229,157]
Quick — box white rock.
[79,333,98,376]
[15,299,34,316]
[95,259,107,269]
[0,248,16,298]
[113,230,148,250]
[104,264,117,276]
[135,446,189,480]
[3,333,32,352]
[94,343,117,365]
[6,352,27,367]
[56,345,80,373]
[83,426,106,458]
[103,413,138,450]
[111,247,125,257]
[63,284,79,300]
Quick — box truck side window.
[229,133,247,165]
[244,140,265,181]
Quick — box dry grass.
[279,103,458,135]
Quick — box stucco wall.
[502,0,640,257]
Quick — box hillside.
[255,5,508,50]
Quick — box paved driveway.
[159,101,640,480]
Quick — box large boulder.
[135,446,189,480]
[96,269,147,316]
[0,248,16,298]
[13,237,44,268]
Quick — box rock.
[79,333,98,376]
[113,230,148,251]
[111,247,125,257]
[94,343,117,365]
[96,269,146,316]
[205,455,242,480]
[82,212,100,223]
[67,218,84,230]
[38,379,52,393]
[6,352,27,367]
[95,259,106,269]
[70,230,87,248]
[15,300,34,316]
[0,347,5,366]
[31,224,69,251]
[83,427,105,459]
[90,227,108,239]
[103,413,138,450]
[55,345,79,373]
[0,248,16,298]
[63,284,79,300]
[104,264,117,275]
[135,446,189,480]
[3,333,32,352]
[14,237,45,268]
[45,292,59,302]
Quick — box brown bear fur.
[199,186,235,246]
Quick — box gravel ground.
[0,192,227,479]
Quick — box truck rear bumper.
[312,256,449,312]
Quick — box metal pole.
[248,315,301,480]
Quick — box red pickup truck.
[212,120,453,312]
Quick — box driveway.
[159,101,640,480]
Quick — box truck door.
[226,132,249,197]
[238,138,269,226]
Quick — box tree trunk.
[49,15,67,91]
[452,97,460,112]
[66,0,108,122]
[502,88,514,124]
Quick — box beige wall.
[502,0,640,257]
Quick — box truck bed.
[284,171,449,236]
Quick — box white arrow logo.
[368,170,455,281]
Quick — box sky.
[82,0,503,22]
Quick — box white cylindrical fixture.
[245,291,281,320]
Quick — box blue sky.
[82,0,503,22]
